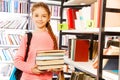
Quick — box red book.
[69,39,89,62]
[67,8,77,29]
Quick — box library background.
[0,0,120,80]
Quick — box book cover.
[69,39,89,62]
[74,39,89,62]
[67,8,77,30]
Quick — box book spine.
[67,8,76,30]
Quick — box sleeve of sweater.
[14,34,33,74]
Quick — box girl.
[14,2,61,80]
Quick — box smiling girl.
[14,2,61,80]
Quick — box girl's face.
[32,7,50,30]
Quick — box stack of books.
[36,50,66,70]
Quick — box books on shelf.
[70,71,96,80]
[92,45,119,70]
[68,39,90,62]
[0,0,28,13]
[93,40,120,70]
[0,17,28,29]
[0,31,22,45]
[0,48,17,62]
[36,50,66,70]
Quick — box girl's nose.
[38,17,42,20]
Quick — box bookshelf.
[97,0,120,80]
[59,0,120,80]
[59,0,98,60]
[0,0,29,80]
[59,0,99,79]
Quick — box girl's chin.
[37,26,46,29]
[37,25,44,28]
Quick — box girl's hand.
[31,65,45,74]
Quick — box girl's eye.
[35,14,39,17]
[42,15,47,17]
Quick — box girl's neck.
[35,27,47,32]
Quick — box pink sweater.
[14,31,54,80]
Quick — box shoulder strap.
[24,32,32,61]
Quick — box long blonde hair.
[31,2,58,50]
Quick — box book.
[36,59,64,66]
[70,72,76,80]
[66,8,77,30]
[107,40,120,48]
[36,50,66,54]
[69,39,90,62]
[37,64,64,71]
[36,56,64,60]
[36,50,66,70]
[74,72,84,80]
[70,72,85,80]
[36,50,65,56]
[92,40,98,59]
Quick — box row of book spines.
[65,7,93,30]
[48,5,60,17]
[0,0,28,13]
[36,54,64,70]
[0,18,28,29]
[0,33,22,45]
[0,48,17,61]
[36,57,64,70]
[70,72,96,80]
[36,50,65,70]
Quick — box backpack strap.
[24,32,32,61]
